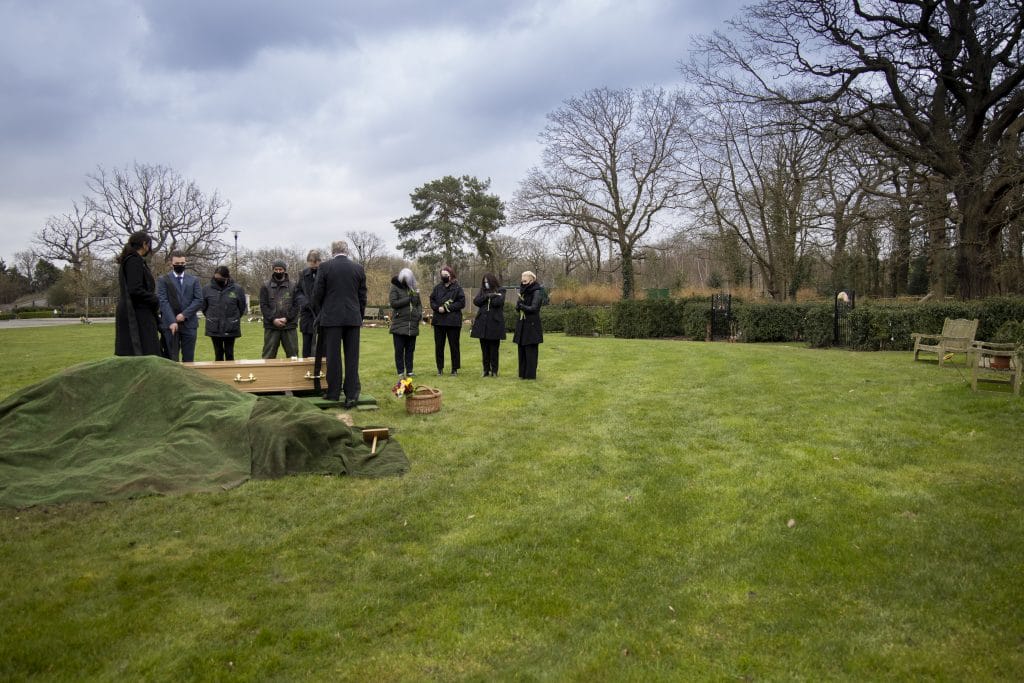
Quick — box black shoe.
[343,398,358,409]
[437,370,443,376]
[322,393,340,402]
[482,371,490,377]
[451,370,458,376]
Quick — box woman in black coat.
[202,266,248,361]
[114,231,162,356]
[470,272,506,377]
[389,267,423,377]
[513,270,544,380]
[428,265,466,376]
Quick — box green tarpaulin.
[0,356,409,507]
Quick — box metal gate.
[709,293,733,341]
[834,290,855,346]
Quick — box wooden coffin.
[183,357,325,394]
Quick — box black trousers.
[211,337,237,361]
[479,339,500,375]
[301,331,316,359]
[434,325,461,372]
[322,325,361,401]
[393,334,417,376]
[517,344,539,379]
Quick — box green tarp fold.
[0,356,409,507]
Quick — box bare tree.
[12,251,37,282]
[86,162,231,268]
[345,230,388,271]
[33,201,111,273]
[512,87,692,299]
[689,100,831,300]
[686,0,1024,298]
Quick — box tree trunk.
[620,245,635,299]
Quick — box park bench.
[967,341,1022,395]
[911,317,979,366]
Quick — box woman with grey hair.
[389,267,423,377]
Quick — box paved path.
[0,317,115,329]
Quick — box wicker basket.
[406,386,442,414]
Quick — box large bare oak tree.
[686,0,1024,298]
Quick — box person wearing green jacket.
[389,268,423,377]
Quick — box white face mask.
[483,280,490,290]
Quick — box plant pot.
[990,355,1011,370]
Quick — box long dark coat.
[114,251,161,356]
[311,255,367,327]
[429,281,465,328]
[203,278,247,338]
[295,266,319,334]
[470,287,507,340]
[513,282,544,346]
[389,277,422,337]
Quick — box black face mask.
[310,268,318,274]
[213,277,226,285]
[172,264,186,274]
[273,272,285,281]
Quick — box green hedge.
[594,296,1024,350]
[16,311,57,319]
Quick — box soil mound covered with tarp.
[0,356,409,507]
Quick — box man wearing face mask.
[295,249,322,358]
[259,259,300,359]
[429,265,466,376]
[156,250,204,362]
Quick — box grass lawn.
[1,322,1022,680]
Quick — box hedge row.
[539,297,1024,351]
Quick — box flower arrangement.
[391,377,415,397]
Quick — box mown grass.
[1,322,1022,680]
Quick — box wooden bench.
[911,317,978,366]
[968,341,1022,395]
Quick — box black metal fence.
[834,290,855,346]
[709,293,733,341]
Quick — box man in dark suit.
[311,240,367,407]
[157,251,205,362]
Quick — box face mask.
[213,277,226,285]
[273,272,285,281]
[310,267,318,274]
[441,273,450,282]
[521,281,528,287]
[483,280,490,290]
[172,264,186,274]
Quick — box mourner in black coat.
[311,240,367,406]
[513,271,544,380]
[470,272,506,377]
[114,232,162,357]
[389,268,422,377]
[294,250,322,358]
[429,265,466,375]
[202,266,248,361]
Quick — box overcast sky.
[0,0,743,267]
